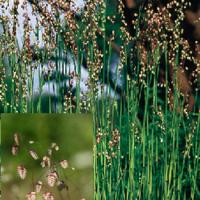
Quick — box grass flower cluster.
[11,133,76,200]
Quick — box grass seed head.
[43,192,54,200]
[11,145,19,156]
[41,156,51,168]
[26,192,36,200]
[46,171,58,187]
[60,160,69,169]
[17,165,27,180]
[29,150,39,160]
[14,133,20,146]
[35,181,43,193]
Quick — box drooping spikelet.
[41,156,51,168]
[12,145,19,156]
[29,150,39,160]
[17,165,27,179]
[14,133,20,146]
[42,192,54,200]
[35,181,43,193]
[26,192,36,200]
[60,160,68,169]
[46,171,58,187]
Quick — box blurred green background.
[1,114,93,200]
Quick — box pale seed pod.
[26,192,36,200]
[14,133,19,146]
[43,192,54,200]
[46,171,58,187]
[60,160,68,169]
[47,149,52,156]
[51,143,56,148]
[12,145,19,156]
[55,145,59,151]
[35,181,42,193]
[41,156,51,168]
[17,165,27,179]
[29,150,39,160]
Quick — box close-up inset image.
[1,114,93,200]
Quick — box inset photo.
[1,114,93,200]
